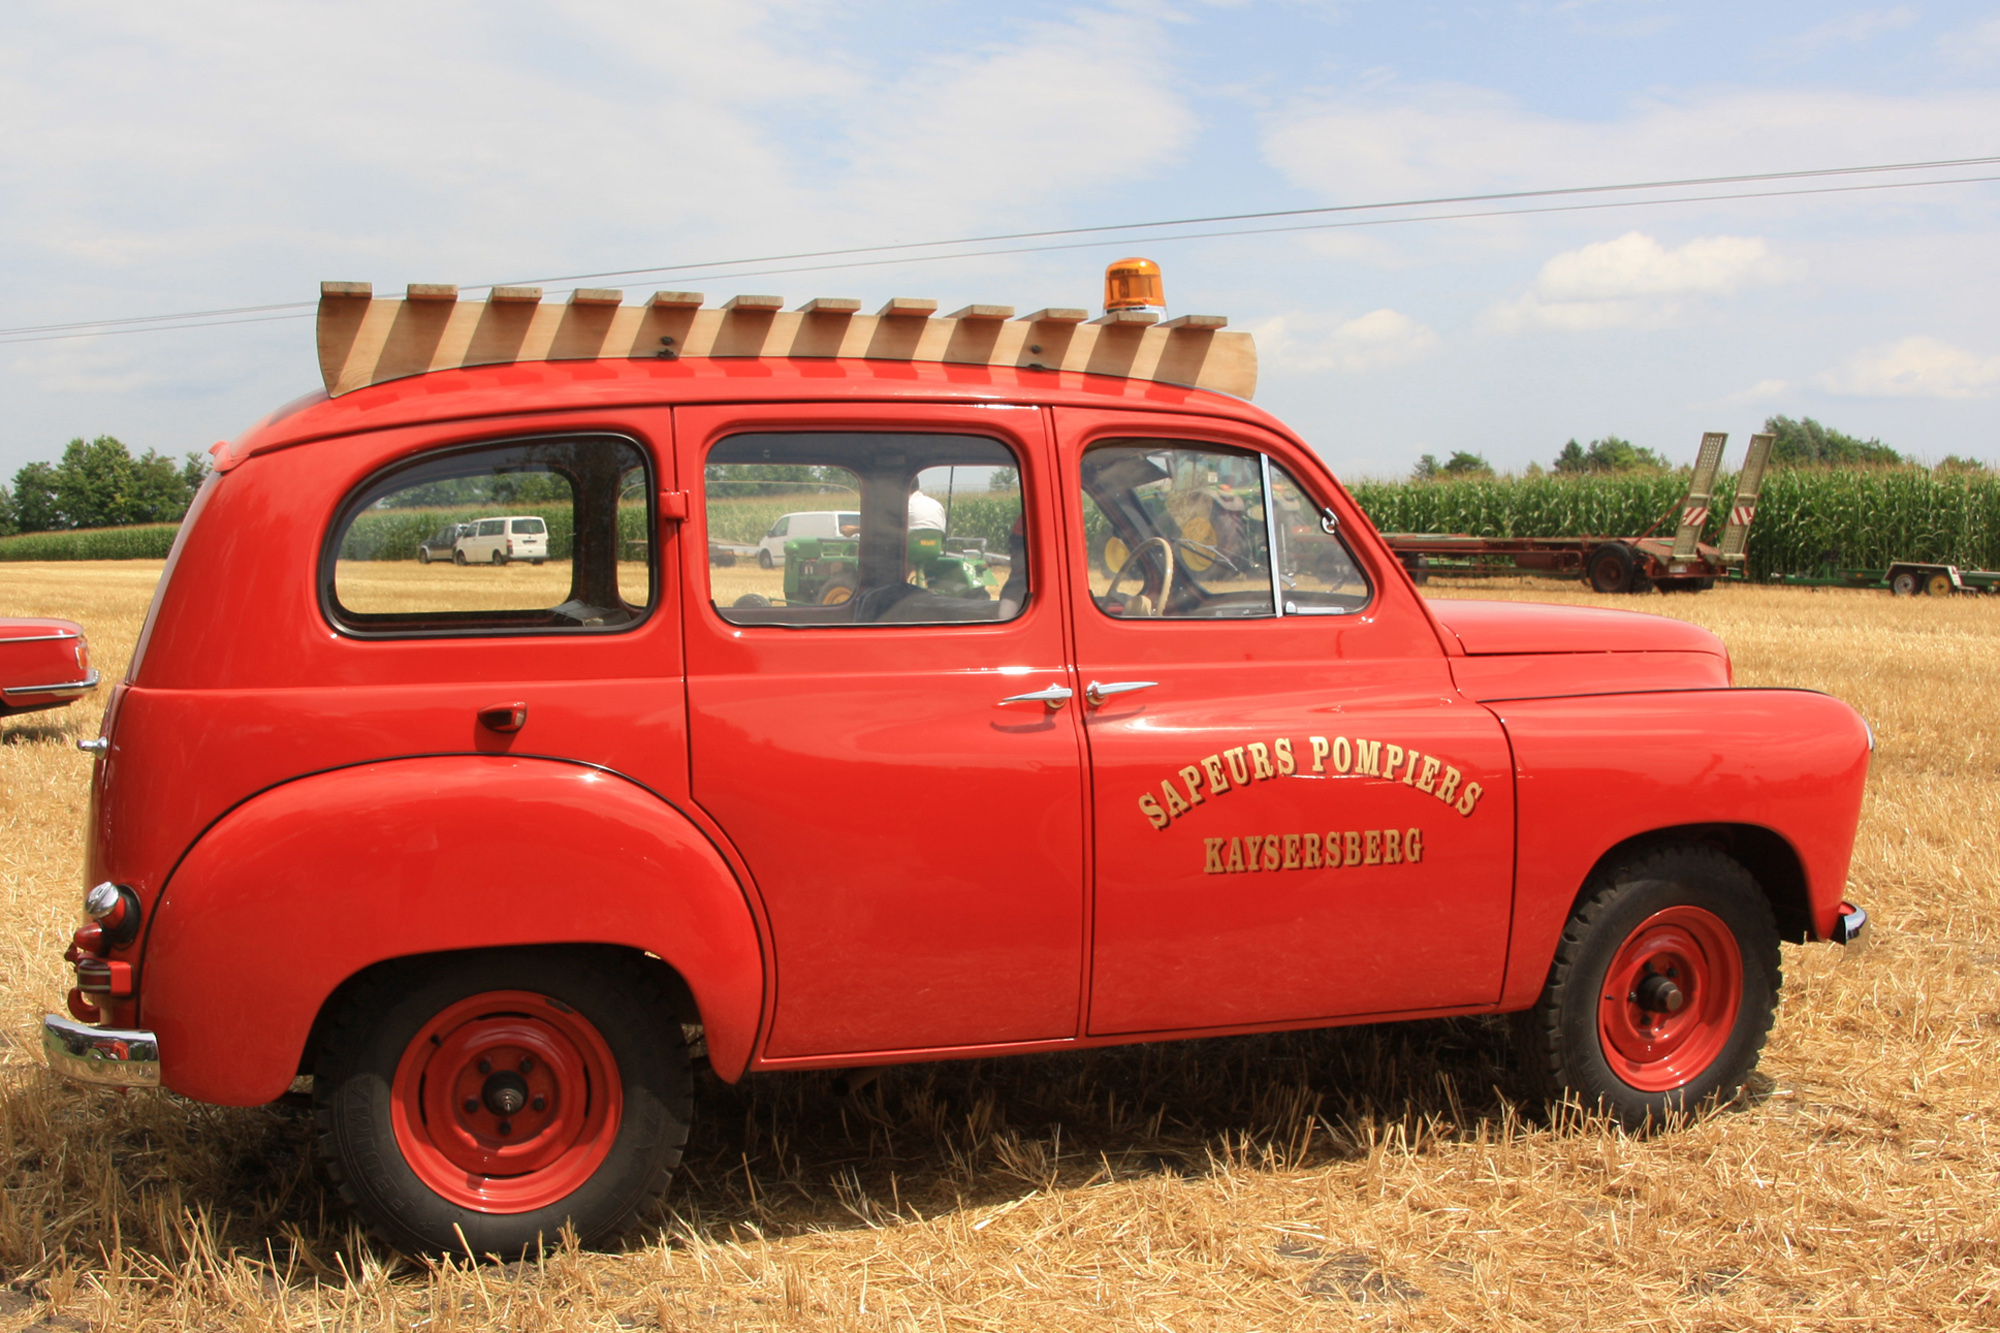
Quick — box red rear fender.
[139,756,764,1105]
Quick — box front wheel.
[1513,845,1779,1130]
[417,547,432,565]
[314,948,691,1256]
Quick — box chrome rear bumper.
[42,1013,159,1088]
[1833,901,1870,950]
[3,669,101,702]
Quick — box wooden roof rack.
[316,283,1257,400]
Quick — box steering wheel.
[1104,537,1175,617]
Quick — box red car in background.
[0,619,98,718]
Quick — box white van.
[454,515,549,566]
[755,511,861,569]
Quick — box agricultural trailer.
[1777,562,2000,597]
[1382,432,1774,594]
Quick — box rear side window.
[706,432,1025,627]
[325,434,653,636]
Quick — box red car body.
[48,351,1871,1251]
[0,618,97,717]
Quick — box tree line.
[0,436,208,536]
[1409,415,1982,482]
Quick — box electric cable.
[2,154,1993,346]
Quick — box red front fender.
[139,756,764,1105]
[1494,687,1871,1011]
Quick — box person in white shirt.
[907,482,947,533]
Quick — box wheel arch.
[139,755,766,1106]
[1569,823,1812,944]
[297,941,702,1089]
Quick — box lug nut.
[477,1058,492,1075]
[532,1096,547,1112]
[519,1056,535,1074]
[497,1121,512,1136]
[464,1097,479,1114]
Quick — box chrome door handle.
[76,736,109,755]
[999,683,1073,711]
[1084,680,1158,706]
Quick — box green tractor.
[781,528,997,606]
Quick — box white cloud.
[1261,84,2000,207]
[1252,308,1440,373]
[1782,7,1918,59]
[1939,15,2000,68]
[1486,231,1797,331]
[1817,337,2000,399]
[1723,378,1791,404]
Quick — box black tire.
[1888,569,1919,597]
[1587,543,1636,594]
[1513,845,1779,1131]
[493,550,508,566]
[418,547,432,565]
[1398,553,1430,587]
[818,575,859,605]
[531,558,546,567]
[314,947,692,1257]
[757,549,775,570]
[453,549,467,566]
[732,593,771,608]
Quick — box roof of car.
[217,357,1293,470]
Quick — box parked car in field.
[754,510,859,568]
[49,277,1872,1259]
[0,619,97,718]
[416,523,470,564]
[455,515,548,565]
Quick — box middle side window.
[705,432,1027,627]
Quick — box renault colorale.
[48,266,1872,1256]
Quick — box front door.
[1057,411,1516,1036]
[681,403,1088,1058]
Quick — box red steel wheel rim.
[390,990,622,1213]
[1597,906,1742,1093]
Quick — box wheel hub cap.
[1597,905,1742,1093]
[389,990,622,1213]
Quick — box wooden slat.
[317,288,1258,400]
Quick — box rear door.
[1055,410,1517,1035]
[681,401,1089,1059]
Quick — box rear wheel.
[1586,544,1636,594]
[453,549,467,566]
[1925,572,1952,597]
[819,575,858,605]
[493,549,508,566]
[1889,569,1919,596]
[314,948,691,1256]
[1513,845,1779,1130]
[757,549,775,570]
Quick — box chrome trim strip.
[0,631,80,644]
[3,669,100,700]
[1260,451,1285,618]
[42,1013,160,1088]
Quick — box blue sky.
[3,1,1996,480]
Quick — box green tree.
[11,461,60,532]
[1411,453,1440,482]
[0,485,16,538]
[1763,415,1900,467]
[1936,454,1988,473]
[1553,436,1668,473]
[1440,450,1493,478]
[52,435,137,528]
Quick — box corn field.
[1351,468,2000,580]
[0,523,181,561]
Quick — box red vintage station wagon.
[47,276,1872,1255]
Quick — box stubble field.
[0,561,1994,1331]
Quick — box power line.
[2,154,1994,346]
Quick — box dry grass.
[1,561,1995,1330]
